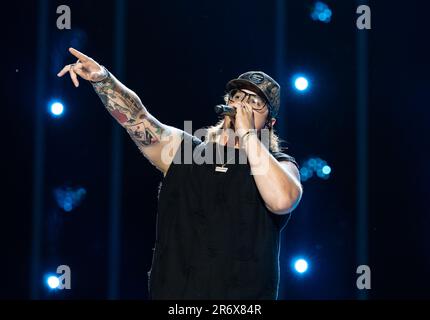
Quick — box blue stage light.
[294,76,309,92]
[54,186,87,212]
[311,2,332,23]
[46,275,60,289]
[307,158,317,169]
[49,101,64,117]
[301,157,331,182]
[322,165,331,175]
[300,167,313,182]
[293,258,309,274]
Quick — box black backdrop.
[3,0,430,299]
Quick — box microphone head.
[214,104,236,117]
[214,104,224,115]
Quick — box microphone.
[214,104,236,117]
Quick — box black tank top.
[148,132,298,299]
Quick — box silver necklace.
[215,143,236,173]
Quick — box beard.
[224,115,235,130]
[219,116,238,147]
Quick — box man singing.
[58,47,302,299]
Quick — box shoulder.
[181,131,203,147]
[177,132,204,156]
[168,132,204,166]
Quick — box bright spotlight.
[294,76,309,92]
[301,157,331,181]
[49,101,64,117]
[311,2,332,23]
[294,258,309,274]
[322,165,331,175]
[46,275,60,289]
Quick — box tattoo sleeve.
[92,70,166,147]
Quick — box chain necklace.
[215,143,236,173]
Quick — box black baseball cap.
[226,71,281,118]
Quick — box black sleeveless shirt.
[148,133,298,300]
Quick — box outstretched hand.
[57,48,107,87]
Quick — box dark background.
[3,0,429,299]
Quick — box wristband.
[241,130,257,144]
[91,65,110,85]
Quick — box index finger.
[69,47,89,62]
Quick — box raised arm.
[57,48,183,174]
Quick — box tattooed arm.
[57,47,183,174]
[92,72,182,173]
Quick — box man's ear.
[270,118,276,128]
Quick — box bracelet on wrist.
[91,65,110,84]
[241,130,257,144]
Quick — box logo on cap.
[249,73,265,84]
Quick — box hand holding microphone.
[214,102,256,141]
[214,104,236,117]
